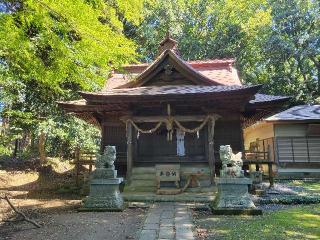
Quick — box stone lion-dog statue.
[219,145,244,178]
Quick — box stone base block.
[213,177,256,209]
[82,178,124,211]
[82,193,124,211]
[91,168,117,179]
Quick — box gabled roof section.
[104,58,241,90]
[115,50,226,89]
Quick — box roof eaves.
[78,84,262,104]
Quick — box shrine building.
[59,36,289,191]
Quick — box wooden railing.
[243,147,275,187]
[72,149,96,185]
[243,151,270,161]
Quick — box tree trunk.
[38,131,47,165]
[12,139,19,158]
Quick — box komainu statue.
[82,145,124,211]
[95,146,116,169]
[219,145,244,178]
[212,145,258,212]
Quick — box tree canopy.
[0,0,143,159]
[134,0,320,103]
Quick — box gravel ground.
[0,208,146,240]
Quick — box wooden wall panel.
[101,118,244,167]
[292,138,309,162]
[276,137,320,163]
[276,138,294,162]
[102,125,127,161]
[214,120,243,156]
[136,123,206,164]
[308,138,320,162]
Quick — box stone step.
[132,167,156,175]
[184,186,217,193]
[124,175,157,193]
[129,179,156,187]
[131,173,156,180]
[124,186,157,193]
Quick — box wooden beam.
[126,121,133,183]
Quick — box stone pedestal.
[214,178,255,208]
[249,171,265,195]
[80,168,124,211]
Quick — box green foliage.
[262,0,320,103]
[135,0,271,62]
[0,144,11,156]
[0,0,142,159]
[44,117,101,157]
[134,0,320,103]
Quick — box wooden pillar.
[207,118,216,183]
[126,121,133,184]
[267,145,274,188]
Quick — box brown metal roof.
[79,84,261,104]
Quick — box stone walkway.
[138,202,195,240]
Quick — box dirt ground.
[0,208,145,240]
[0,163,146,240]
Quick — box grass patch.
[288,180,320,193]
[195,204,320,240]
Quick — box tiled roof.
[104,58,241,90]
[104,73,137,90]
[249,94,290,104]
[265,105,320,121]
[85,84,260,97]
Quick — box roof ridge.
[118,58,236,70]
